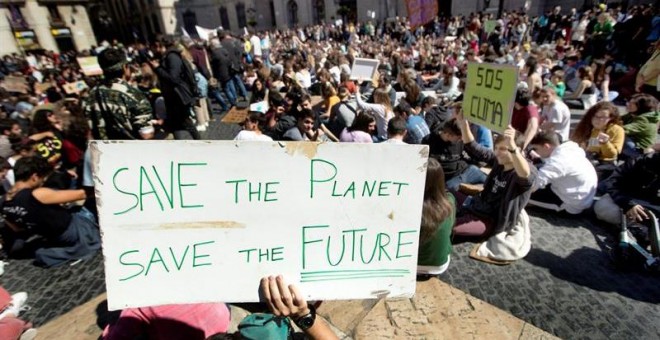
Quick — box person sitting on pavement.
[339,112,376,143]
[326,86,356,138]
[527,131,598,214]
[570,101,625,182]
[418,96,451,135]
[511,88,540,150]
[283,109,323,141]
[537,87,571,143]
[0,156,100,267]
[621,93,659,158]
[417,158,456,275]
[234,112,273,142]
[0,287,35,340]
[425,119,487,192]
[264,92,296,141]
[594,152,660,226]
[393,101,430,144]
[102,302,231,340]
[259,275,339,340]
[383,117,407,144]
[453,111,537,264]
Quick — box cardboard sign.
[77,56,103,76]
[221,106,249,124]
[91,141,428,310]
[406,0,438,29]
[463,63,518,134]
[484,20,498,35]
[350,58,379,81]
[0,76,29,94]
[62,81,89,95]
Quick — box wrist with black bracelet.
[292,304,316,331]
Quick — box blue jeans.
[446,165,487,191]
[224,74,248,105]
[209,87,229,112]
[621,137,641,159]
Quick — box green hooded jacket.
[623,111,660,149]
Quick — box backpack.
[238,313,293,340]
[166,51,200,104]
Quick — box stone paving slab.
[36,278,556,340]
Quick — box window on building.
[182,10,198,37]
[47,5,64,26]
[152,14,161,34]
[287,0,298,28]
[236,2,247,29]
[269,1,276,26]
[219,7,230,30]
[312,0,325,24]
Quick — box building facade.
[0,0,98,55]
[101,0,655,43]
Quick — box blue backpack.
[238,313,293,340]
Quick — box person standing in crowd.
[217,30,249,105]
[150,36,200,140]
[83,48,154,140]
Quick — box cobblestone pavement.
[2,110,659,339]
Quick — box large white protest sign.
[350,58,380,80]
[91,141,428,310]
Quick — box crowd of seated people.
[1,4,659,337]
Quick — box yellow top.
[326,95,340,110]
[585,124,625,162]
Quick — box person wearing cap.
[83,48,154,140]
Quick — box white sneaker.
[0,292,28,319]
[20,328,38,340]
[196,125,207,132]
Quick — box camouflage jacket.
[83,79,153,140]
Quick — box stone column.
[0,8,20,55]
[22,0,59,52]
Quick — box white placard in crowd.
[350,58,380,80]
[92,141,428,310]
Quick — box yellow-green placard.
[484,20,498,34]
[463,63,518,134]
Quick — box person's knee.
[594,195,622,225]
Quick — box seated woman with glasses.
[571,101,625,182]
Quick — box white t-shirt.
[542,100,571,142]
[234,130,273,141]
[535,141,597,214]
[250,35,262,56]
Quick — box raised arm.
[503,126,531,179]
[456,111,496,165]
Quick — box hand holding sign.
[503,126,518,150]
[260,275,309,319]
[463,63,518,134]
